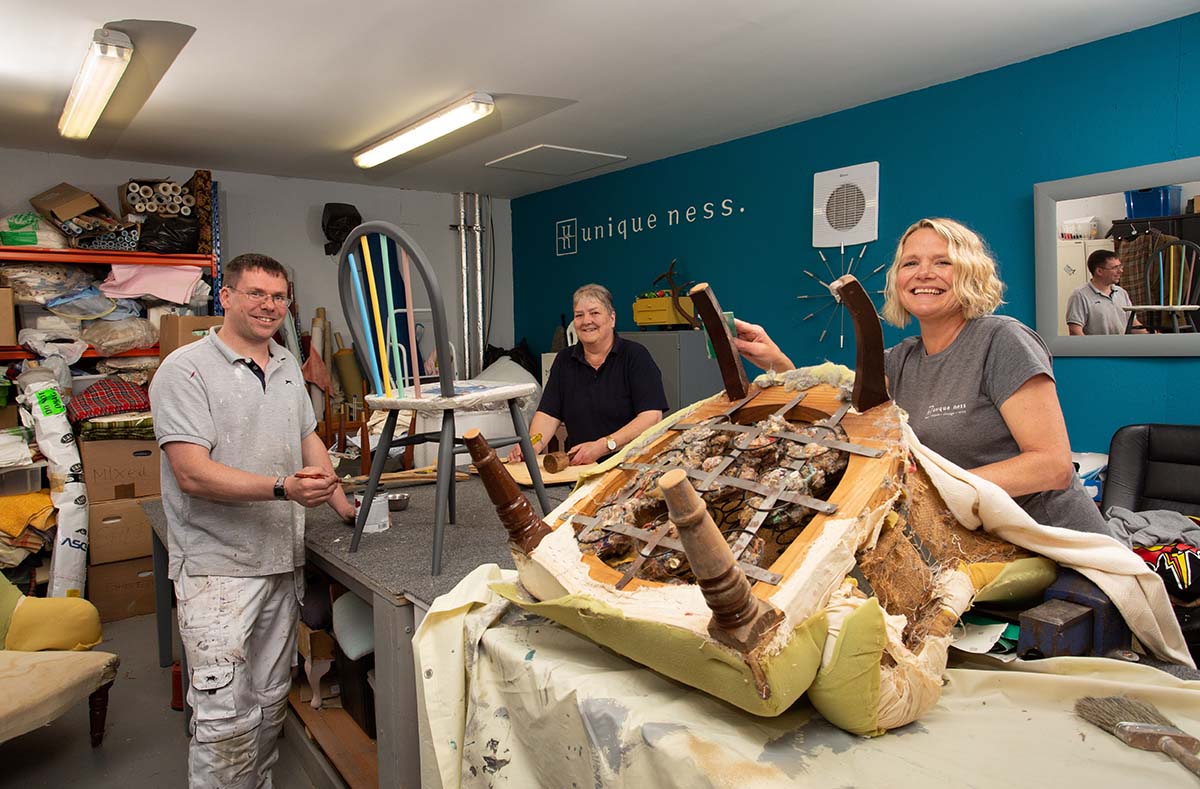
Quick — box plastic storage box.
[1124,185,1182,219]
[0,461,46,495]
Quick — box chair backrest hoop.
[336,221,456,397]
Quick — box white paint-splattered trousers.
[175,568,298,789]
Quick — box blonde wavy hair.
[881,217,1006,328]
[573,283,615,315]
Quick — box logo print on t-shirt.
[924,402,967,420]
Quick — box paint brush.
[1075,695,1200,777]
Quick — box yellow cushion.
[806,598,886,736]
[967,557,1058,604]
[6,597,103,652]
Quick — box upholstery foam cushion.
[332,592,375,661]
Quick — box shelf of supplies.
[0,344,160,362]
[0,246,216,277]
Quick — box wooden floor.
[288,685,378,789]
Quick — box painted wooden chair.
[1127,238,1200,333]
[336,221,550,574]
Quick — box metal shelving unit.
[0,246,217,361]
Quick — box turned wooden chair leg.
[89,681,114,747]
[306,656,334,710]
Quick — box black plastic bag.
[138,214,199,254]
[484,338,540,380]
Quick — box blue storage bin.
[1124,185,1182,218]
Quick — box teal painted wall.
[512,14,1200,452]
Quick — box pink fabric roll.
[100,264,204,304]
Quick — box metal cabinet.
[618,329,724,415]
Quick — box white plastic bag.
[16,368,88,598]
[0,212,68,248]
[81,317,158,355]
[17,328,89,365]
[0,263,95,305]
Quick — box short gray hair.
[572,283,614,315]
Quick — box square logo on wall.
[556,218,578,256]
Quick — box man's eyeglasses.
[226,287,293,307]
[1100,264,1124,272]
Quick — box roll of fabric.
[334,348,364,405]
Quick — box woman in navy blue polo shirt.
[508,284,669,466]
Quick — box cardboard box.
[158,315,223,360]
[88,496,158,565]
[29,182,99,223]
[29,182,133,250]
[87,556,155,623]
[80,439,160,502]
[0,287,14,346]
[0,405,18,429]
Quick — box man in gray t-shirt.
[150,254,354,788]
[885,315,1110,535]
[1065,249,1143,335]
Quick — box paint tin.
[354,492,390,533]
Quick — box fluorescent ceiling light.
[58,29,134,140]
[354,92,494,168]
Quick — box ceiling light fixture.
[58,29,135,140]
[354,92,494,168]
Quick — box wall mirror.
[1034,155,1200,357]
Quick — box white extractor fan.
[799,161,882,348]
[812,161,879,248]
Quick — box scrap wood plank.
[288,684,377,789]
[340,467,469,490]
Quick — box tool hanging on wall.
[653,258,699,328]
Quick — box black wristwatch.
[273,476,289,500]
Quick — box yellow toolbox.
[633,295,694,326]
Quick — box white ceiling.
[3,2,1195,199]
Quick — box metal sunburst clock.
[796,244,886,348]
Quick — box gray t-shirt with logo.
[150,329,317,580]
[1065,282,1132,335]
[884,315,1110,535]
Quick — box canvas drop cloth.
[903,423,1192,668]
[415,565,1200,789]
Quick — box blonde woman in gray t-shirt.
[734,217,1109,535]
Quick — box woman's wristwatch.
[605,436,617,452]
[274,476,289,500]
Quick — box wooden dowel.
[543,452,570,473]
[463,429,552,555]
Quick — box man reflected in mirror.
[1066,250,1147,335]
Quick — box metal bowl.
[387,492,410,512]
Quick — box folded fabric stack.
[0,490,54,570]
[67,379,153,440]
[78,411,155,442]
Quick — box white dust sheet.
[415,565,1200,788]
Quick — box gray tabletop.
[145,478,571,607]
